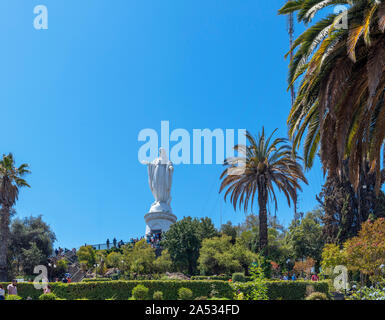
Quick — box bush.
[305,292,328,300]
[178,287,193,300]
[39,293,58,300]
[349,286,385,300]
[153,291,163,300]
[232,273,246,282]
[191,275,252,282]
[195,296,208,300]
[82,278,111,282]
[6,295,22,300]
[132,285,149,300]
[233,280,329,300]
[0,280,234,300]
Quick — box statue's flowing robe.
[147,160,173,205]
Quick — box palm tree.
[279,0,385,191]
[219,128,307,253]
[0,153,30,281]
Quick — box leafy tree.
[220,221,238,244]
[106,252,123,268]
[237,214,291,267]
[320,244,346,274]
[53,258,68,279]
[77,245,96,270]
[0,153,30,281]
[286,209,324,265]
[163,217,217,275]
[248,254,268,300]
[198,235,242,275]
[153,249,173,274]
[293,258,316,278]
[344,218,385,283]
[122,239,156,275]
[9,215,56,276]
[279,1,385,191]
[197,217,219,240]
[220,128,307,253]
[231,239,258,275]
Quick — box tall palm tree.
[0,153,30,281]
[279,0,385,191]
[219,128,308,253]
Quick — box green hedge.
[233,280,330,300]
[0,280,234,300]
[191,275,252,282]
[0,280,329,300]
[82,278,112,282]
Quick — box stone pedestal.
[145,201,177,237]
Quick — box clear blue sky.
[0,0,324,248]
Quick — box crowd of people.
[281,273,319,281]
[54,247,76,257]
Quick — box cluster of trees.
[321,218,385,285]
[76,212,328,278]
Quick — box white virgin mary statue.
[145,148,174,213]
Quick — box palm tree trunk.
[258,187,268,254]
[0,206,10,281]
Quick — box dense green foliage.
[132,284,149,300]
[286,209,324,265]
[232,273,246,283]
[162,217,217,275]
[0,280,234,300]
[9,215,56,276]
[233,280,329,300]
[0,153,30,282]
[178,287,193,300]
[153,291,163,300]
[305,292,328,300]
[198,235,256,275]
[39,293,58,300]
[0,279,330,300]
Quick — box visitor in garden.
[311,274,319,282]
[291,274,297,281]
[7,280,18,296]
[106,238,110,249]
[113,238,117,247]
[44,285,52,294]
[0,284,5,300]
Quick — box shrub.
[6,295,22,300]
[39,293,58,300]
[232,273,246,283]
[233,280,329,300]
[195,296,208,300]
[132,285,149,300]
[82,278,111,282]
[153,291,163,300]
[349,286,385,300]
[306,292,328,300]
[0,280,234,300]
[178,287,193,300]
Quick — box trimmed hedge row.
[233,280,330,300]
[0,280,329,300]
[191,275,252,282]
[0,280,234,300]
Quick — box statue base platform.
[144,210,177,237]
